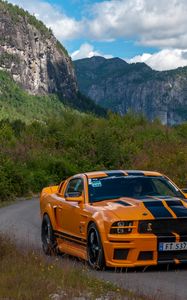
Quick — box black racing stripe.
[166,200,187,217]
[55,234,86,246]
[105,170,125,177]
[115,200,131,206]
[143,201,173,218]
[54,230,87,245]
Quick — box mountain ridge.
[74,56,187,125]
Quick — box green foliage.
[74,92,106,117]
[0,70,67,123]
[0,70,106,121]
[1,111,187,202]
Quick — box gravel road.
[0,198,187,300]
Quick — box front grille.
[138,219,187,235]
[158,250,187,262]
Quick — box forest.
[1,110,187,202]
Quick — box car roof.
[79,170,162,179]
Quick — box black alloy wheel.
[87,223,105,270]
[41,214,57,255]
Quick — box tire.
[41,214,57,255]
[87,223,105,270]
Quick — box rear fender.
[41,185,59,197]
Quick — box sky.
[7,0,187,71]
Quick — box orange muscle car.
[40,170,187,269]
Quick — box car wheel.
[41,214,57,255]
[87,223,105,270]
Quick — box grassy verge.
[0,234,139,300]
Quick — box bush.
[1,113,187,202]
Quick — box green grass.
[0,234,136,300]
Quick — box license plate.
[159,241,187,251]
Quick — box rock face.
[74,57,187,125]
[0,1,77,99]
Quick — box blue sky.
[44,0,157,58]
[8,0,187,70]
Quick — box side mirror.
[65,192,84,203]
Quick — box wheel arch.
[87,218,104,234]
[87,219,106,269]
[42,203,57,230]
[87,217,107,245]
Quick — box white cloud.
[127,53,152,64]
[8,0,187,49]
[86,0,187,49]
[71,43,113,60]
[127,49,187,71]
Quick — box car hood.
[91,196,187,220]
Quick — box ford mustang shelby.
[40,170,187,269]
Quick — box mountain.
[0,0,77,99]
[0,1,106,116]
[74,56,187,125]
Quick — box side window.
[65,178,84,197]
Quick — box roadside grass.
[0,234,142,300]
[0,198,16,208]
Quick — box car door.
[57,177,86,239]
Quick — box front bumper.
[103,234,187,267]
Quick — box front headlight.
[110,221,134,234]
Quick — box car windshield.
[88,176,185,203]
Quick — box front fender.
[87,210,116,243]
[41,203,57,230]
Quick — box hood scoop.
[115,200,131,207]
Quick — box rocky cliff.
[74,57,187,125]
[0,0,77,100]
